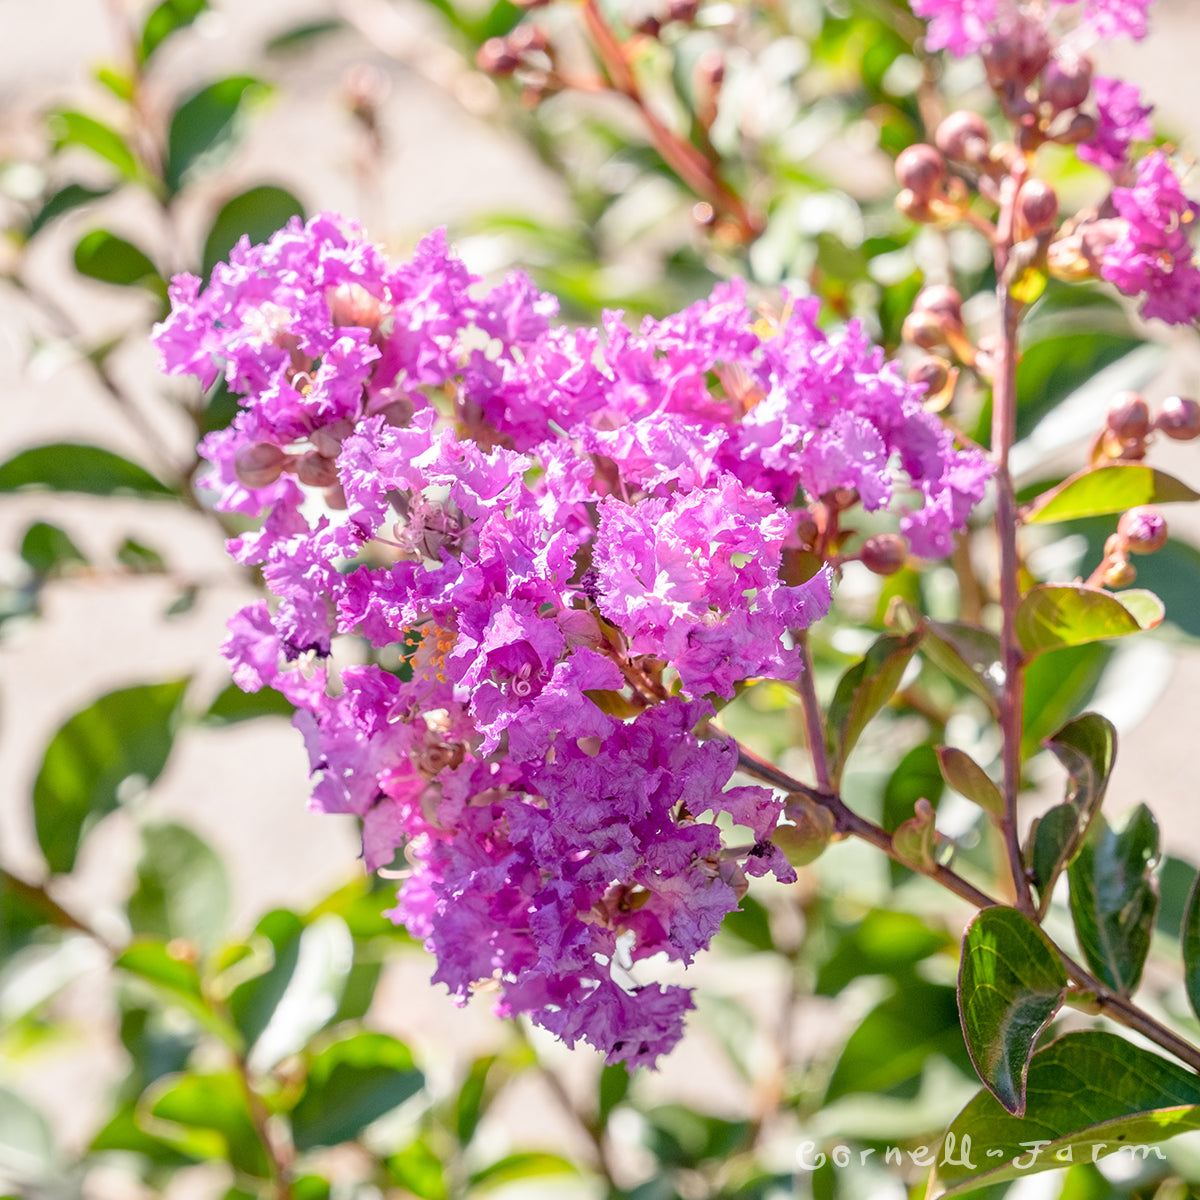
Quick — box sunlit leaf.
[48,110,138,178]
[936,746,1004,820]
[140,0,208,62]
[202,186,305,278]
[1024,464,1200,524]
[74,229,163,291]
[143,1072,269,1176]
[1015,584,1163,657]
[166,76,269,194]
[957,907,1067,1115]
[0,444,174,498]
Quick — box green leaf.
[140,0,208,62]
[1024,464,1200,524]
[386,1140,446,1200]
[1016,584,1163,657]
[717,893,774,952]
[933,1031,1200,1196]
[117,537,167,573]
[936,746,1004,820]
[20,522,87,576]
[265,18,346,54]
[127,823,230,952]
[0,444,174,498]
[28,183,111,238]
[1182,867,1200,1024]
[468,1153,576,1191]
[1021,642,1110,759]
[455,1055,496,1146]
[825,981,971,1102]
[143,1072,269,1177]
[1027,713,1116,903]
[91,1101,199,1169]
[74,229,163,291]
[1068,806,1160,996]
[230,913,353,1070]
[824,631,922,787]
[815,908,954,996]
[203,682,295,725]
[598,1062,632,1128]
[202,186,305,278]
[33,680,189,873]
[116,940,240,1045]
[892,797,938,870]
[889,601,1001,716]
[166,76,268,194]
[957,907,1068,1115]
[48,110,138,178]
[290,1032,424,1151]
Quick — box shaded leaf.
[933,1031,1200,1196]
[1021,642,1110,759]
[1027,713,1116,904]
[717,893,774,952]
[166,76,268,193]
[202,186,305,278]
[1068,806,1159,996]
[1024,464,1200,524]
[28,183,111,238]
[1183,867,1200,1024]
[598,1061,632,1128]
[469,1153,577,1191]
[48,110,138,178]
[825,631,922,786]
[34,680,189,873]
[815,908,954,996]
[127,823,230,952]
[91,1101,199,1169]
[140,0,207,62]
[0,443,174,498]
[0,1088,56,1180]
[144,1072,269,1176]
[74,229,162,290]
[265,18,346,53]
[889,600,1001,715]
[117,537,167,573]
[386,1140,446,1200]
[20,522,87,576]
[937,746,1004,820]
[116,940,240,1045]
[958,907,1067,1115]
[290,1032,424,1151]
[1016,585,1163,657]
[203,682,294,725]
[455,1055,496,1146]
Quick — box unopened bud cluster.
[1095,392,1200,462]
[1090,504,1168,588]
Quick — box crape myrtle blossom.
[1079,76,1154,176]
[156,214,991,1065]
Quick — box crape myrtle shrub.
[5,0,1200,1196]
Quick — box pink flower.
[1080,77,1154,175]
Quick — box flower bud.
[1017,178,1058,234]
[913,284,964,332]
[793,510,819,551]
[983,17,1050,87]
[1118,505,1168,554]
[311,418,354,459]
[1052,111,1097,145]
[775,794,837,867]
[666,0,699,22]
[896,188,933,222]
[936,111,990,163]
[859,533,908,576]
[1102,557,1137,587]
[297,451,339,488]
[908,356,950,394]
[895,144,946,201]
[1155,395,1200,440]
[1105,391,1151,442]
[234,442,286,489]
[477,36,520,73]
[507,23,548,55]
[902,310,947,350]
[1040,49,1093,113]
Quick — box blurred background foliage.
[2,0,1200,1197]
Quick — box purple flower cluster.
[1100,151,1200,325]
[155,215,990,1065]
[911,0,1152,56]
[1080,77,1154,176]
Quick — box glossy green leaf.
[20,522,87,576]
[127,823,230,952]
[1021,642,1110,760]
[469,1153,576,1191]
[166,76,268,194]
[825,631,922,786]
[116,940,240,1045]
[455,1055,496,1146]
[34,680,189,873]
[598,1061,632,1128]
[290,1032,424,1151]
[0,444,174,498]
[958,907,1067,1115]
[1182,868,1200,1024]
[265,18,346,54]
[1027,713,1116,904]
[48,110,138,177]
[933,1031,1200,1196]
[202,186,305,278]
[74,229,162,290]
[144,1072,269,1177]
[890,601,1001,715]
[1016,585,1163,657]
[387,1140,446,1200]
[825,981,971,1102]
[140,0,208,62]
[936,746,1004,820]
[28,183,111,237]
[1068,806,1160,996]
[1024,464,1200,524]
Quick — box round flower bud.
[902,310,946,350]
[1041,49,1093,113]
[1105,391,1151,441]
[895,144,946,201]
[982,17,1050,87]
[297,451,339,488]
[378,396,416,427]
[908,356,950,394]
[1117,505,1168,554]
[507,23,548,55]
[794,510,819,550]
[1155,395,1200,440]
[1017,179,1059,234]
[935,111,990,162]
[233,442,287,489]
[913,284,964,332]
[327,282,384,330]
[477,36,520,73]
[860,533,908,576]
[1102,557,1137,588]
[1054,112,1097,145]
